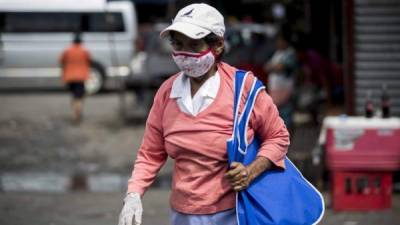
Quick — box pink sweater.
[127,62,290,214]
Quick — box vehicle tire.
[85,65,104,95]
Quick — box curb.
[0,172,173,193]
[0,172,129,193]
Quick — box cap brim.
[160,22,211,39]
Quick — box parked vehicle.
[126,23,178,90]
[0,0,137,94]
[124,23,178,116]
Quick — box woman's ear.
[213,39,225,56]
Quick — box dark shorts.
[68,82,85,99]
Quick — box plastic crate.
[331,171,392,211]
[325,128,400,171]
[320,117,400,211]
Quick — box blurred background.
[1,0,400,224]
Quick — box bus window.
[88,12,124,32]
[1,12,124,33]
[3,12,80,33]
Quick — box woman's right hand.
[118,192,143,225]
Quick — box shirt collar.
[170,72,185,98]
[170,72,220,99]
[199,72,220,99]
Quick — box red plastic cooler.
[321,116,400,211]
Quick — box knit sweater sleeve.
[250,80,290,169]
[127,84,170,196]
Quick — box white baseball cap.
[160,3,225,39]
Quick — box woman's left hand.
[225,157,272,192]
[224,162,251,192]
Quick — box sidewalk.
[1,189,399,225]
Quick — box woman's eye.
[191,43,206,52]
[170,41,182,50]
[191,42,201,49]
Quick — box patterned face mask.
[172,49,215,78]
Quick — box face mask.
[172,49,215,78]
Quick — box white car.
[0,0,137,94]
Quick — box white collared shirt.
[170,72,220,116]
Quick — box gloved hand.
[118,192,143,225]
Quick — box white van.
[0,0,137,94]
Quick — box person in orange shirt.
[60,33,91,123]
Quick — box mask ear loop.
[210,48,218,57]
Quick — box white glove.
[118,192,143,225]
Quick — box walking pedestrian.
[60,33,91,124]
[118,3,289,225]
[264,30,297,131]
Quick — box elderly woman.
[118,3,289,225]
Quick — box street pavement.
[1,189,399,225]
[1,92,399,225]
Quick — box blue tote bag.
[226,70,325,225]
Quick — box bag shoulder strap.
[233,70,265,154]
[233,70,248,129]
